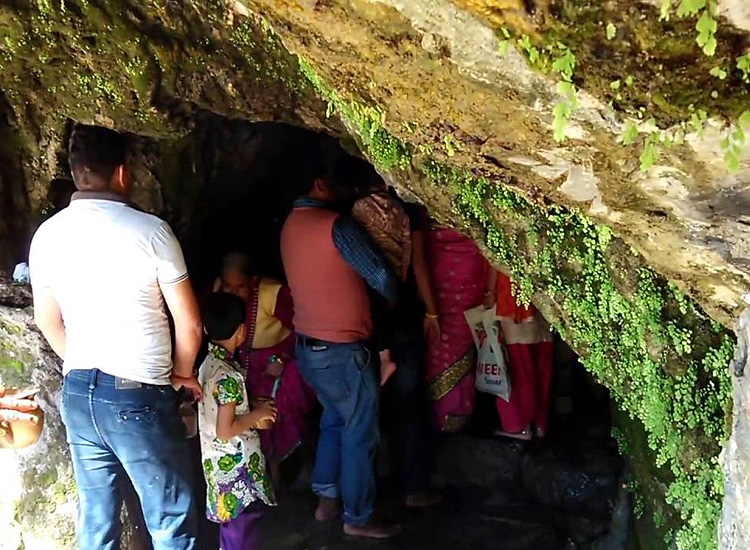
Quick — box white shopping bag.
[464,306,512,402]
[12,263,29,284]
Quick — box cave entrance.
[142,118,633,550]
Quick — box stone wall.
[0,283,76,548]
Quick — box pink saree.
[238,280,316,462]
[425,226,487,433]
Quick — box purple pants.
[219,502,265,550]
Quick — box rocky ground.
[213,432,631,550]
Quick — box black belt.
[297,336,331,348]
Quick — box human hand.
[171,374,203,402]
[249,399,277,429]
[0,387,43,449]
[424,315,441,343]
[483,290,497,308]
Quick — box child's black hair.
[202,292,246,342]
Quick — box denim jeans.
[295,339,379,526]
[60,369,197,550]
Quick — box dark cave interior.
[24,118,631,550]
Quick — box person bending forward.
[280,154,400,539]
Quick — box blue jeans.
[60,369,197,550]
[295,339,379,525]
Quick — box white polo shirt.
[29,195,188,385]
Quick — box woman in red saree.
[424,226,487,433]
[217,253,316,464]
[486,269,554,440]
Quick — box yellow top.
[251,278,292,349]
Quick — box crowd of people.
[14,123,555,550]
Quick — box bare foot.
[406,490,444,508]
[315,497,341,522]
[344,521,402,539]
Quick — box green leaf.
[610,79,621,90]
[528,47,540,64]
[640,135,660,171]
[625,75,634,86]
[709,66,727,80]
[732,125,746,146]
[739,110,750,128]
[553,100,572,143]
[498,40,510,57]
[696,9,717,33]
[696,11,718,56]
[660,0,672,20]
[622,121,639,145]
[557,81,574,97]
[690,110,707,134]
[606,23,617,40]
[552,48,576,81]
[676,0,706,17]
[737,54,750,82]
[702,36,717,56]
[724,149,740,172]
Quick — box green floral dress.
[198,343,276,523]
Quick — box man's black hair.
[330,153,379,201]
[202,292,246,342]
[300,145,324,194]
[68,124,126,191]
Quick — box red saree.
[494,271,554,434]
[425,226,487,433]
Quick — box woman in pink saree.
[217,253,316,465]
[424,226,487,433]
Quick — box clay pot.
[4,408,44,449]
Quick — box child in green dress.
[197,292,278,550]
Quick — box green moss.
[494,1,750,128]
[295,52,733,550]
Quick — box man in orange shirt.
[281,153,399,539]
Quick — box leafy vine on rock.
[497,2,750,173]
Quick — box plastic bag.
[12,263,29,285]
[465,306,511,401]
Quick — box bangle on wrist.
[425,312,439,320]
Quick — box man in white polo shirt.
[29,125,203,550]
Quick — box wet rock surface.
[257,434,626,550]
[719,307,750,550]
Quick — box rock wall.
[0,2,748,549]
[0,282,76,549]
